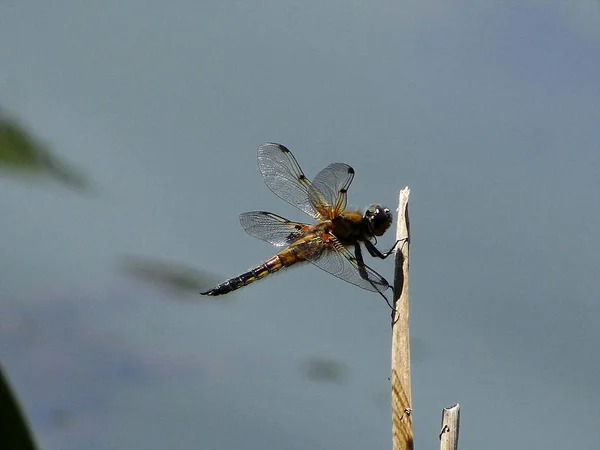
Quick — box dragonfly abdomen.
[200,250,300,296]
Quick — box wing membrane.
[239,211,310,247]
[309,163,355,218]
[257,143,355,220]
[257,143,321,219]
[296,233,390,292]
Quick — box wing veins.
[300,232,390,292]
[239,211,309,247]
[258,143,321,219]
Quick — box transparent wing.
[300,233,390,292]
[309,163,355,218]
[257,143,322,219]
[239,211,311,247]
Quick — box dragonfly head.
[364,204,392,237]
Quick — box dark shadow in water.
[0,107,91,192]
[118,254,229,301]
[299,356,349,384]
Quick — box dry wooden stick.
[439,403,460,450]
[391,187,412,450]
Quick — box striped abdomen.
[200,248,301,296]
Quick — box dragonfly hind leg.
[353,243,396,312]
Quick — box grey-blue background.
[1,1,599,449]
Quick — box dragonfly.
[200,143,399,306]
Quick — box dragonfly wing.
[257,143,321,219]
[303,233,390,292]
[309,162,355,218]
[239,211,310,247]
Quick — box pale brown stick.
[391,187,412,450]
[439,403,460,450]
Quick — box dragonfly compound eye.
[368,205,392,236]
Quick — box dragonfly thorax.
[364,204,392,237]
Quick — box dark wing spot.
[278,144,291,153]
[298,174,307,180]
[348,167,355,175]
[294,224,302,230]
[340,188,347,194]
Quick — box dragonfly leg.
[354,243,397,312]
[364,237,408,260]
[377,289,396,311]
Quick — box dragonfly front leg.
[364,237,407,260]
